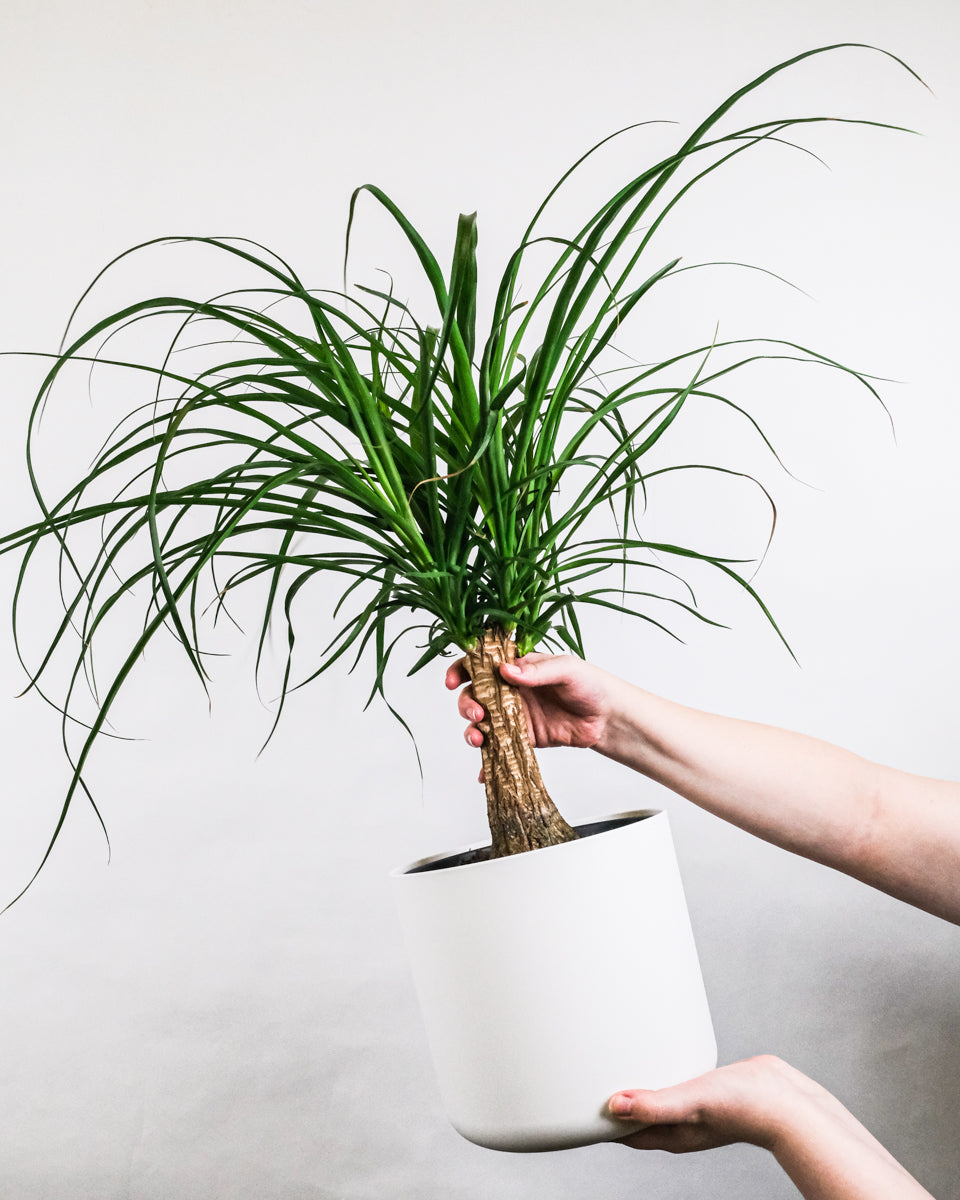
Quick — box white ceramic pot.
[391,809,716,1152]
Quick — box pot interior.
[405,812,654,875]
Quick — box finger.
[608,1077,708,1127]
[612,1075,724,1128]
[464,725,483,748]
[444,658,469,690]
[617,1125,713,1154]
[608,1090,665,1124]
[500,652,569,689]
[457,687,483,724]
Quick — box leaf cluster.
[0,44,922,895]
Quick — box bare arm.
[447,653,960,924]
[608,1056,935,1200]
[599,672,960,924]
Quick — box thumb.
[500,653,568,688]
[608,1083,698,1126]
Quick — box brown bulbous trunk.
[464,628,579,859]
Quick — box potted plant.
[0,44,918,1151]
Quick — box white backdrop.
[1,2,958,1197]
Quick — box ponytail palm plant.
[1,45,919,893]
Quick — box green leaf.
[0,42,923,901]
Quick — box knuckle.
[750,1054,786,1072]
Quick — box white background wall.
[1,1,958,1196]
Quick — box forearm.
[598,680,877,861]
[770,1078,934,1200]
[595,676,960,921]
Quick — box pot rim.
[391,807,663,878]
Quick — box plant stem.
[464,628,580,857]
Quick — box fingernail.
[608,1094,632,1117]
[473,707,483,721]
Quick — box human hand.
[444,652,619,766]
[609,1057,935,1200]
[608,1055,809,1154]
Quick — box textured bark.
[464,628,579,858]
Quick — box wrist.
[593,677,664,771]
[764,1068,933,1199]
[746,1058,825,1153]
[702,1055,821,1152]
